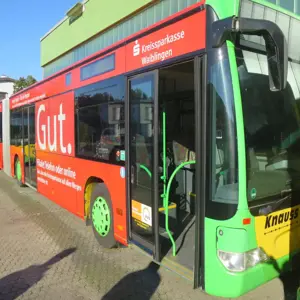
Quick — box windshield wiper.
[257,190,292,216]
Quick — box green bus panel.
[204,2,299,297]
[205,216,292,297]
[206,0,240,19]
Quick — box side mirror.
[212,17,288,92]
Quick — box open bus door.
[126,57,205,288]
[126,70,161,260]
[22,106,37,189]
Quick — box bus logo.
[133,40,140,57]
[264,208,299,229]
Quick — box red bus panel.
[8,6,207,245]
[36,92,75,157]
[10,47,127,110]
[36,151,127,243]
[11,146,24,181]
[125,10,206,72]
[0,101,2,169]
[10,8,206,109]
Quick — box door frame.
[125,70,161,261]
[125,55,207,280]
[22,105,37,189]
[194,55,206,289]
[22,106,30,184]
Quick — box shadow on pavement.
[0,247,76,300]
[280,270,300,300]
[102,261,161,300]
[266,255,300,300]
[280,272,299,300]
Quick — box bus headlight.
[218,248,269,272]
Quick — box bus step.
[159,227,174,237]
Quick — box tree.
[13,75,37,93]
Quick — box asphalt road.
[0,171,293,300]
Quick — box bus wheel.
[15,157,23,186]
[90,183,116,249]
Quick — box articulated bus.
[5,0,300,298]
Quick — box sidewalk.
[0,171,286,300]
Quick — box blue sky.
[0,0,77,81]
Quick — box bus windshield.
[236,48,300,215]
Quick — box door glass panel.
[23,108,30,183]
[129,74,155,244]
[29,106,36,187]
[23,106,37,187]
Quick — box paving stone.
[0,171,290,300]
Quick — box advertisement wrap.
[35,92,75,156]
[9,6,207,245]
[11,91,47,109]
[126,10,206,72]
[36,92,77,213]
[255,205,300,259]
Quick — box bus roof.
[10,1,205,105]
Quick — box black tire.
[90,183,116,249]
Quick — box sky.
[0,0,77,81]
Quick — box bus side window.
[75,80,125,165]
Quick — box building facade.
[0,75,15,98]
[0,75,15,175]
[41,0,202,78]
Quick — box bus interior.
[158,60,196,274]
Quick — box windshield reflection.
[205,45,239,221]
[237,49,300,215]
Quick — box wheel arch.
[84,176,109,221]
[83,174,127,246]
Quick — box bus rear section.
[5,0,300,298]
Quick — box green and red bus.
[5,0,300,298]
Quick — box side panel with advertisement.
[36,152,127,244]
[11,92,47,110]
[36,151,79,215]
[35,91,76,214]
[8,6,206,245]
[255,205,300,259]
[125,10,206,72]
[35,92,75,157]
[35,91,127,243]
